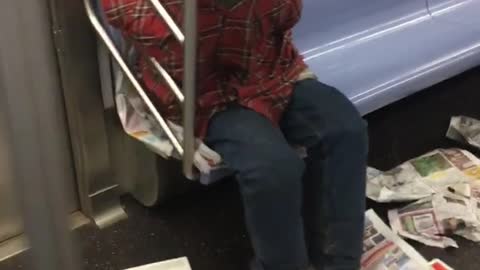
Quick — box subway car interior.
[1,0,480,269]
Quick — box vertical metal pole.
[0,1,81,269]
[182,0,198,179]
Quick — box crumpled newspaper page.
[362,209,431,270]
[366,166,434,203]
[452,182,480,242]
[125,257,191,270]
[367,148,480,202]
[447,116,480,149]
[388,192,480,248]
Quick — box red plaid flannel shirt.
[102,0,307,137]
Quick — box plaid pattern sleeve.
[102,0,307,138]
[102,0,194,123]
[102,0,182,44]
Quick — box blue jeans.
[205,79,368,270]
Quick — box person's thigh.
[280,79,365,148]
[205,105,310,270]
[205,105,303,181]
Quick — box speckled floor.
[2,67,480,270]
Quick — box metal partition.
[0,0,80,246]
[84,0,198,179]
[0,99,22,244]
[48,0,129,228]
[0,0,81,268]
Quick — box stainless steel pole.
[182,0,198,179]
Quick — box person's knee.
[338,110,367,142]
[329,114,368,160]
[238,145,305,197]
[296,80,367,143]
[323,89,367,144]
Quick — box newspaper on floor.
[125,257,192,270]
[429,259,454,270]
[367,148,480,202]
[447,116,480,149]
[362,209,431,269]
[388,192,480,248]
[452,182,480,242]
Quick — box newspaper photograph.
[362,210,430,270]
[367,148,480,202]
[447,116,480,149]
[429,259,454,270]
[388,192,480,248]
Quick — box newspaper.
[367,148,480,202]
[452,182,480,242]
[447,116,480,149]
[362,209,431,270]
[366,167,434,203]
[115,72,223,177]
[429,259,454,270]
[125,257,191,270]
[388,192,480,248]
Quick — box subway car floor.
[2,67,480,270]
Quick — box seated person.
[102,1,368,269]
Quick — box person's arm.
[273,0,303,34]
[102,0,186,109]
[101,0,182,47]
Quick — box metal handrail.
[150,58,185,103]
[83,0,197,179]
[148,0,185,43]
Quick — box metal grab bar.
[148,0,185,43]
[150,58,185,103]
[83,0,197,179]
